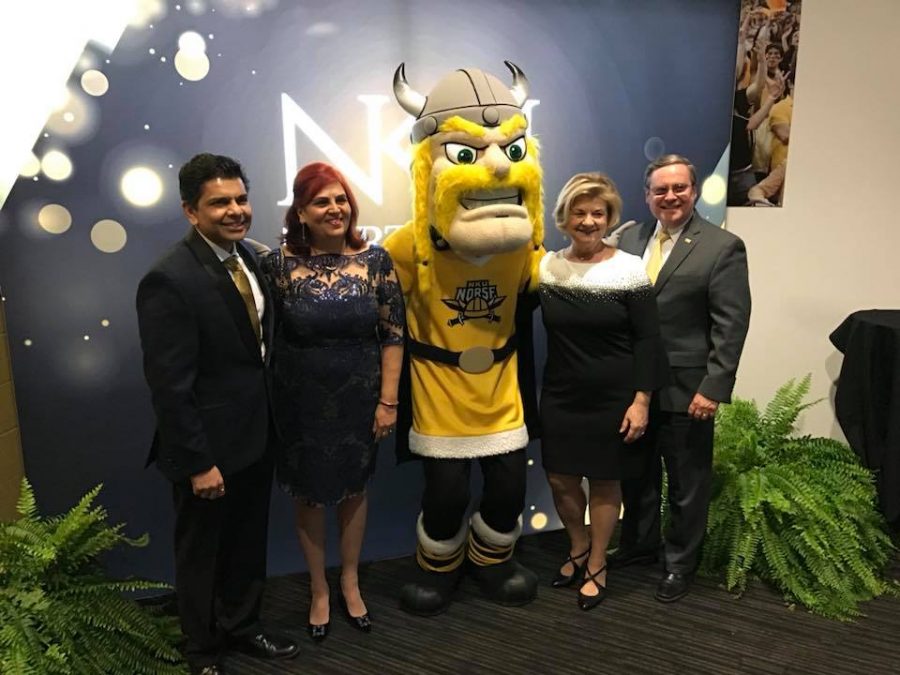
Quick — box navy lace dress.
[261,246,405,506]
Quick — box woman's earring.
[300,222,308,244]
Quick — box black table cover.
[830,309,900,526]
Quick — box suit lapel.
[185,229,262,359]
[634,221,655,255]
[654,213,703,293]
[621,221,655,257]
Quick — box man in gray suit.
[611,154,751,602]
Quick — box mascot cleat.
[469,558,538,606]
[466,514,537,606]
[400,519,467,616]
[399,564,463,616]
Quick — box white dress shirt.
[640,220,687,268]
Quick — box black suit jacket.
[136,228,275,482]
[618,213,751,412]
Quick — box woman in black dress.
[539,173,666,611]
[262,162,405,639]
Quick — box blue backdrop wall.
[0,0,738,582]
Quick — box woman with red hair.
[261,162,405,641]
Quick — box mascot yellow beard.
[384,62,543,615]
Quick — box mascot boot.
[466,512,537,606]
[399,515,466,616]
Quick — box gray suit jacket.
[618,212,751,412]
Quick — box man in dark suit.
[613,154,751,602]
[137,153,298,674]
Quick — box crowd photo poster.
[729,0,802,207]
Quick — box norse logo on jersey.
[442,279,506,326]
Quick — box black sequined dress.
[261,246,405,505]
[538,249,667,479]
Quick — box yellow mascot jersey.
[385,224,532,458]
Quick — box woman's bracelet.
[379,399,399,408]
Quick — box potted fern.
[0,479,186,674]
[701,375,897,620]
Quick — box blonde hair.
[410,138,435,295]
[553,173,622,232]
[409,134,545,296]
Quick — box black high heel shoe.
[577,564,608,611]
[307,620,329,642]
[551,548,591,588]
[307,595,330,643]
[338,593,372,633]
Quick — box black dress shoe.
[577,564,608,611]
[189,665,224,675]
[606,546,659,570]
[339,593,372,633]
[550,547,590,588]
[655,572,692,603]
[232,632,299,659]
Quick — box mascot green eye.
[504,137,527,162]
[445,143,478,165]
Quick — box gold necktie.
[645,230,671,284]
[223,255,261,343]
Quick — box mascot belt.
[407,336,517,374]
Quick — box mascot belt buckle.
[458,346,494,374]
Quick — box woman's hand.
[373,402,397,442]
[620,398,649,444]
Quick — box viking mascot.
[384,62,544,615]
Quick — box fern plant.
[0,479,186,674]
[701,375,897,620]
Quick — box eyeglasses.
[649,183,692,198]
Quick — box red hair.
[283,162,365,254]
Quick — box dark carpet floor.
[221,529,900,674]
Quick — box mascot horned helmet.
[393,62,544,293]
